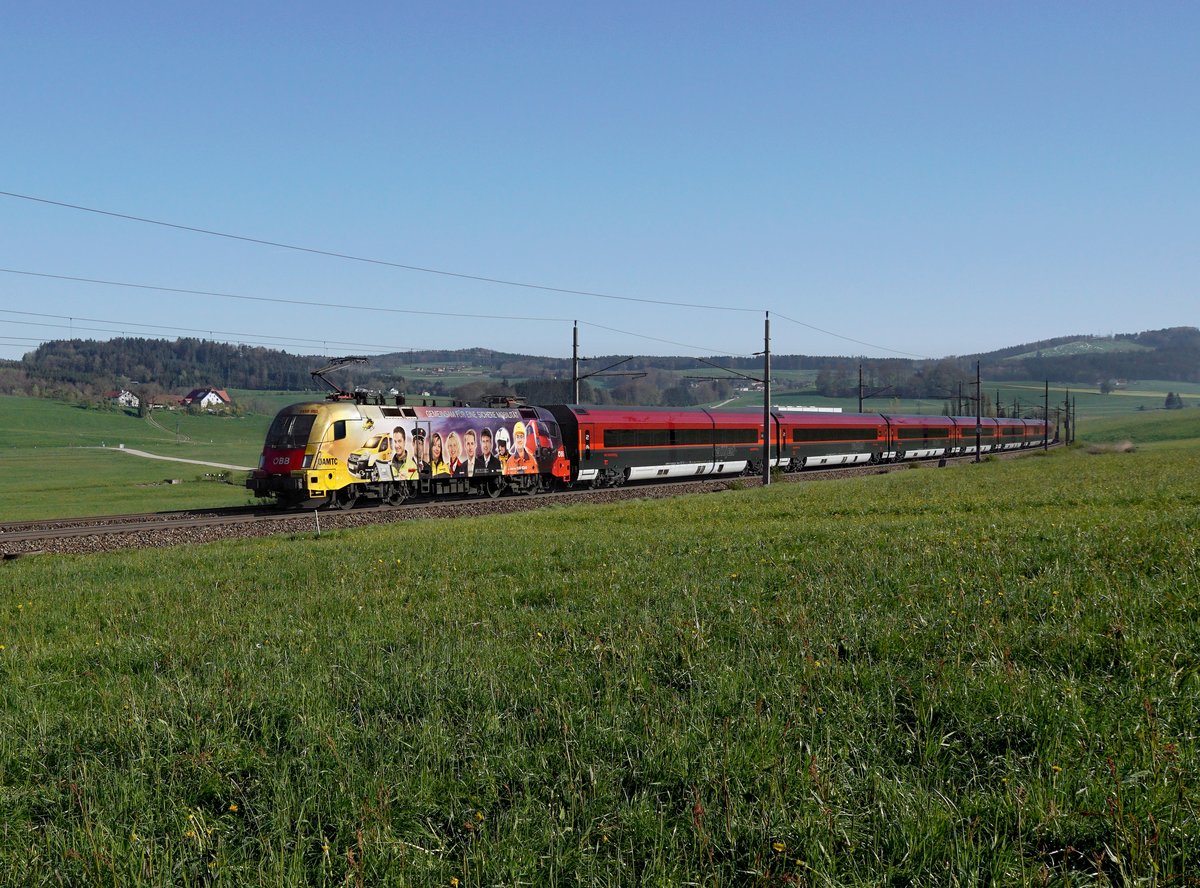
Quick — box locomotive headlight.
[258,454,265,469]
[302,454,313,468]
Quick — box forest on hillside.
[2,327,1196,407]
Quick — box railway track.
[0,447,1053,558]
[0,507,278,544]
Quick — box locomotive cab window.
[332,420,347,441]
[265,414,316,449]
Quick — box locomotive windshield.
[265,413,316,449]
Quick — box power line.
[578,321,753,357]
[0,190,761,314]
[0,317,333,352]
[0,308,416,353]
[0,268,573,324]
[0,269,751,359]
[1,191,941,359]
[773,311,934,360]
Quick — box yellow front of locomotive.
[249,401,383,507]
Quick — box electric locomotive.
[247,399,571,509]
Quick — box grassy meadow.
[0,395,271,520]
[0,394,271,464]
[1076,409,1200,446]
[2,424,1198,884]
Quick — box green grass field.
[0,395,271,463]
[0,450,259,521]
[0,395,271,519]
[1,427,1197,884]
[1078,408,1200,445]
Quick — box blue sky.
[3,2,1196,363]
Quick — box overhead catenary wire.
[1,269,747,358]
[2,191,938,360]
[0,312,412,354]
[1,307,417,352]
[0,268,573,325]
[578,321,754,358]
[773,312,933,360]
[0,191,761,314]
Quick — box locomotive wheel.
[331,487,359,510]
[522,476,544,496]
[485,476,505,499]
[386,483,408,506]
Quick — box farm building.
[107,389,140,408]
[181,388,233,409]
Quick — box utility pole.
[763,311,772,486]
[974,361,982,463]
[1064,388,1071,444]
[572,321,580,403]
[858,362,864,413]
[1043,380,1049,451]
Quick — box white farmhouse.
[107,389,140,408]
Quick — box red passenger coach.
[885,415,955,461]
[776,412,887,468]
[951,417,999,456]
[543,406,767,487]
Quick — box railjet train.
[247,398,1049,509]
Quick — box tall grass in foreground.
[1,444,1197,885]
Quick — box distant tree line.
[3,326,1196,409]
[986,327,1200,384]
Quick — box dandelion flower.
[228,803,239,812]
[772,841,786,853]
